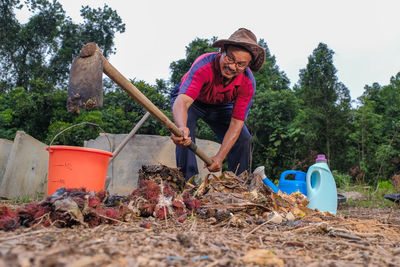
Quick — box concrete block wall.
[0,131,48,199]
[0,138,13,186]
[0,132,220,198]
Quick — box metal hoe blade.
[67,47,104,113]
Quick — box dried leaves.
[0,165,326,231]
[1,165,400,266]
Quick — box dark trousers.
[173,99,252,180]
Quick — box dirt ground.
[0,205,399,267]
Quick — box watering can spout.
[253,166,279,193]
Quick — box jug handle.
[306,169,319,195]
[280,170,303,182]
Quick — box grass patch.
[0,192,45,205]
[340,180,398,208]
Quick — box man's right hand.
[206,155,223,172]
[170,127,192,146]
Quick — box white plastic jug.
[306,154,337,214]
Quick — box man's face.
[219,46,252,80]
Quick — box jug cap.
[316,154,327,162]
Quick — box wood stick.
[98,214,127,224]
[244,217,274,238]
[159,179,168,228]
[0,229,58,242]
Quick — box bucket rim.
[46,145,113,157]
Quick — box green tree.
[351,73,400,183]
[294,43,352,170]
[0,0,125,91]
[351,83,383,176]
[0,0,126,143]
[169,37,218,86]
[0,78,74,141]
[252,39,290,92]
[247,89,302,178]
[246,39,296,178]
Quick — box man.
[170,28,265,180]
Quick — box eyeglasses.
[223,52,249,70]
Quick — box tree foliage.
[0,11,398,186]
[246,40,295,179]
[247,89,301,179]
[252,39,290,93]
[169,37,218,86]
[350,74,400,183]
[294,43,352,171]
[0,0,125,91]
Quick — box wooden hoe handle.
[101,56,213,166]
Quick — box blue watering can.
[253,166,307,196]
[279,170,307,196]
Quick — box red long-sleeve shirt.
[177,52,256,121]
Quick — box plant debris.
[0,164,317,231]
[1,165,399,266]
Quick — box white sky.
[16,0,400,101]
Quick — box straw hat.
[212,28,266,72]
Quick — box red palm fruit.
[139,221,151,229]
[0,217,19,231]
[32,205,50,220]
[88,197,101,208]
[182,191,201,211]
[101,208,121,220]
[96,190,108,201]
[0,206,19,231]
[139,203,155,217]
[178,214,188,223]
[86,213,102,227]
[172,200,187,217]
[131,188,140,196]
[162,184,175,199]
[155,205,169,220]
[17,204,48,227]
[145,181,162,202]
[66,187,87,193]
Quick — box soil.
[0,205,399,267]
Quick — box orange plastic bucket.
[46,146,113,195]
